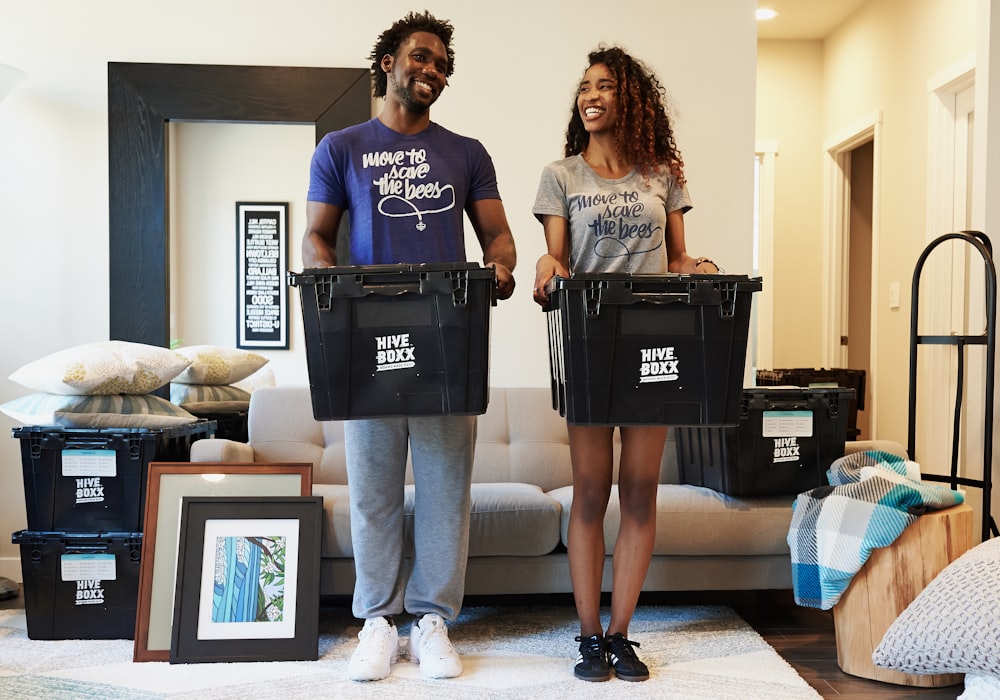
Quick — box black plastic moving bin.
[11,530,142,640]
[674,386,854,496]
[545,273,761,426]
[13,421,215,532]
[289,263,497,420]
[185,409,249,442]
[756,367,865,440]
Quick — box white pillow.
[961,673,1000,699]
[1,392,198,428]
[873,537,1000,678]
[9,341,191,395]
[169,383,251,406]
[172,345,268,385]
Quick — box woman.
[532,46,718,683]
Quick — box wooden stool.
[832,502,973,687]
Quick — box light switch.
[889,281,900,309]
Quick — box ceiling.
[757,0,869,40]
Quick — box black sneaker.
[606,632,649,681]
[574,634,610,682]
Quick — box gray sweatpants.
[343,414,476,621]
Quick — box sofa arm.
[190,438,255,463]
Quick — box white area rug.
[0,603,821,699]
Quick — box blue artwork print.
[576,189,663,262]
[212,535,287,623]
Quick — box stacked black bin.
[10,421,214,639]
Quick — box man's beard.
[389,74,435,113]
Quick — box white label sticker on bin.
[61,553,117,582]
[762,410,813,438]
[61,449,116,477]
[375,333,417,372]
[638,346,680,383]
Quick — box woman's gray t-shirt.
[532,154,692,274]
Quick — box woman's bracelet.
[694,257,724,273]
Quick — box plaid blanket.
[787,450,964,610]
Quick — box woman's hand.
[693,257,721,273]
[533,254,569,307]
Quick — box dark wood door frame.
[107,62,370,347]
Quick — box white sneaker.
[407,613,463,678]
[347,616,399,681]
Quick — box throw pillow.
[171,345,268,385]
[872,536,1000,678]
[169,383,251,407]
[961,673,1000,699]
[180,400,251,415]
[9,341,191,395]
[1,392,199,428]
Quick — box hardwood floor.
[648,589,964,700]
[0,584,964,698]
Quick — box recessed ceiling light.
[756,8,779,21]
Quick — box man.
[301,11,516,683]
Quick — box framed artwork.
[236,201,289,349]
[133,462,313,663]
[170,496,323,663]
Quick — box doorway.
[824,115,882,438]
[846,140,874,440]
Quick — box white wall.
[756,40,825,367]
[0,1,757,579]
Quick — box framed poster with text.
[237,202,288,349]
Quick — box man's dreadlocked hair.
[565,46,685,185]
[368,11,456,99]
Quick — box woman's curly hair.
[565,46,685,184]
[368,11,456,99]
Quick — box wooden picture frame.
[170,496,323,664]
[133,462,313,662]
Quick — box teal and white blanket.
[787,450,964,610]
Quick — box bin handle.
[65,545,107,554]
[361,283,421,296]
[629,292,689,304]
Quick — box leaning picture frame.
[133,462,313,663]
[170,496,323,664]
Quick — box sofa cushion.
[550,484,793,557]
[464,483,562,557]
[314,482,562,559]
[314,483,352,558]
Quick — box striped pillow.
[169,383,251,407]
[1,392,198,428]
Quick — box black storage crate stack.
[756,367,865,439]
[546,273,761,426]
[674,387,854,496]
[289,263,496,420]
[184,408,249,442]
[10,421,214,639]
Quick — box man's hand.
[487,261,515,300]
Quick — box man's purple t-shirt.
[307,118,501,265]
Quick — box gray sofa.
[189,385,897,597]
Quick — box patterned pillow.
[9,341,191,395]
[171,345,268,385]
[1,392,198,428]
[873,537,1000,678]
[169,383,251,407]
